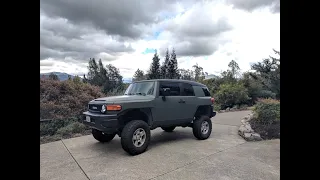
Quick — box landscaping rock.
[252,133,262,141]
[244,133,254,141]
[226,107,230,112]
[238,114,263,141]
[244,124,253,133]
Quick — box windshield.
[124,81,155,96]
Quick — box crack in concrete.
[148,141,248,180]
[61,140,91,180]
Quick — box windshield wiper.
[135,92,146,96]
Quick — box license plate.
[85,116,91,122]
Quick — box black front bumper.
[82,111,119,134]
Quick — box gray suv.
[82,79,216,155]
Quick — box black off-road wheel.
[192,116,212,140]
[121,120,151,155]
[92,129,116,143]
[161,126,176,132]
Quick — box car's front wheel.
[121,120,151,155]
[92,129,116,142]
[192,115,212,140]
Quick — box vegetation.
[250,98,280,139]
[40,48,280,143]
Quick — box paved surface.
[40,111,280,180]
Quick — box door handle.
[178,99,186,103]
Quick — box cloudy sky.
[40,0,280,78]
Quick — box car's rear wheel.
[92,129,116,142]
[161,126,176,132]
[192,115,212,140]
[121,120,151,155]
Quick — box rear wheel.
[92,129,116,142]
[192,116,212,140]
[121,120,151,155]
[161,126,176,132]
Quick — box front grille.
[88,104,103,112]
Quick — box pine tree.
[160,49,170,79]
[87,58,99,84]
[83,74,88,83]
[167,48,179,79]
[147,50,161,79]
[133,68,145,82]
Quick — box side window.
[202,87,211,97]
[159,81,180,96]
[180,83,195,96]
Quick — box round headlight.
[101,105,106,113]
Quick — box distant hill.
[204,74,219,80]
[40,72,133,83]
[40,72,77,81]
[123,77,132,84]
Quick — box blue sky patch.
[142,48,156,54]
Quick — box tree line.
[133,48,206,82]
[46,48,280,110]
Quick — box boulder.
[252,133,262,141]
[244,124,254,133]
[244,133,254,141]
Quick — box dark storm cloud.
[40,14,134,61]
[226,0,280,13]
[40,0,182,39]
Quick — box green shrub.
[253,98,280,125]
[40,118,78,136]
[215,82,250,109]
[250,98,280,139]
[214,104,221,111]
[56,122,87,137]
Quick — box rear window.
[202,87,211,97]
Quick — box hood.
[92,95,153,104]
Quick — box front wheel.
[192,116,212,140]
[92,129,116,142]
[121,120,151,155]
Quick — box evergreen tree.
[147,50,161,79]
[160,49,170,79]
[83,74,88,83]
[167,48,179,79]
[87,58,99,84]
[133,68,145,82]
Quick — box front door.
[152,81,185,127]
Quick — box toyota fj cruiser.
[82,79,216,155]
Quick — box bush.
[214,104,221,111]
[250,98,280,139]
[215,82,250,109]
[40,79,105,120]
[40,118,77,136]
[56,122,87,137]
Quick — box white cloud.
[40,1,279,78]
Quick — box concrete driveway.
[40,111,280,180]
